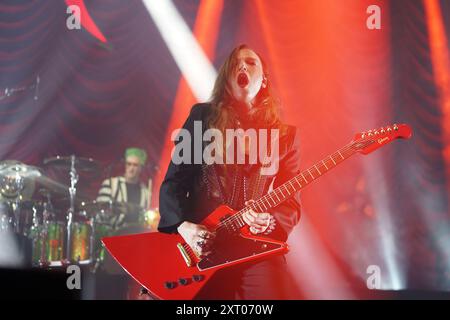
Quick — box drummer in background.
[97,148,150,224]
[96,148,158,299]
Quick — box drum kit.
[0,156,159,271]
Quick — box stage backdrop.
[1,0,449,296]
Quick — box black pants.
[195,255,301,300]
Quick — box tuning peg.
[393,124,399,131]
[368,130,373,136]
[361,132,366,138]
[387,126,392,132]
[374,130,379,135]
[380,128,385,133]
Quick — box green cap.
[125,147,147,165]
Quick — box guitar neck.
[214,123,412,233]
[253,141,358,211]
[221,140,361,231]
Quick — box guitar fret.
[255,202,264,212]
[268,194,276,205]
[330,155,336,165]
[322,160,328,170]
[314,164,321,175]
[308,169,314,180]
[284,184,291,195]
[260,201,268,211]
[288,180,296,193]
[237,216,245,227]
[274,191,281,201]
[294,177,302,187]
[301,172,307,183]
[273,194,280,205]
[338,150,344,160]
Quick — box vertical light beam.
[149,0,223,206]
[424,0,450,181]
[423,0,450,282]
[142,0,217,102]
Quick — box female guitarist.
[158,44,302,299]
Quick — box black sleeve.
[267,126,302,241]
[158,104,205,233]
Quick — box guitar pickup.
[177,243,193,267]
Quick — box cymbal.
[43,156,101,172]
[0,160,41,178]
[34,175,70,195]
[0,161,42,198]
[0,160,87,197]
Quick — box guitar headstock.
[352,124,413,154]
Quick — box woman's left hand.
[242,200,271,234]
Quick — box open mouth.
[237,73,249,88]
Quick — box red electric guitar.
[102,123,412,300]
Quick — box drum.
[0,201,12,231]
[18,201,42,237]
[93,222,114,266]
[31,221,65,267]
[0,200,42,237]
[70,222,92,264]
[32,220,94,266]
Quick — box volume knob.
[164,281,176,289]
[192,274,205,282]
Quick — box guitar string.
[214,141,356,230]
[213,142,359,232]
[213,139,374,232]
[189,138,371,252]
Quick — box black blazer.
[158,103,301,241]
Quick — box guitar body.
[102,205,289,300]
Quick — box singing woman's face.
[228,48,266,105]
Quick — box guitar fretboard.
[217,139,372,232]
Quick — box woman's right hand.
[177,221,215,256]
